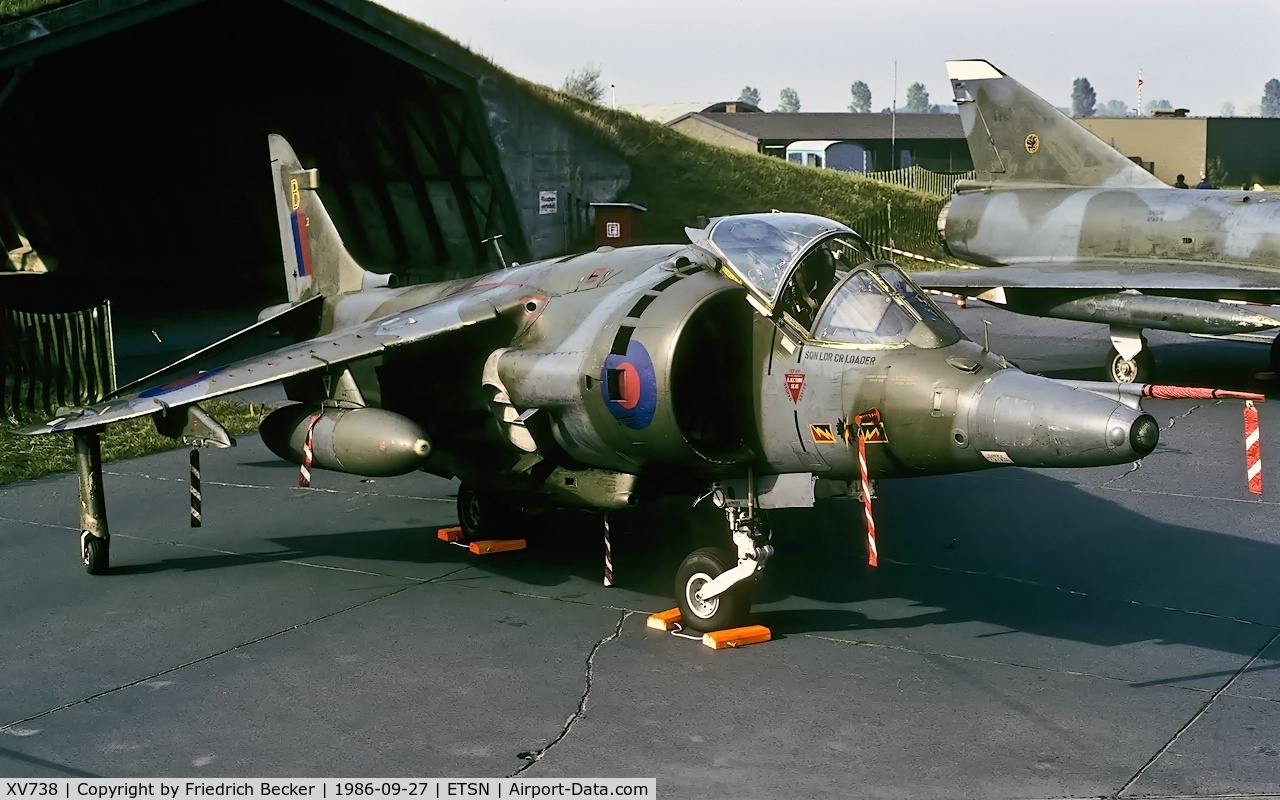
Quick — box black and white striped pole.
[189,447,202,527]
[603,513,613,587]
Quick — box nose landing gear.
[675,480,773,632]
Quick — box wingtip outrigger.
[70,402,236,574]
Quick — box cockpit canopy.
[689,212,961,348]
[704,213,867,302]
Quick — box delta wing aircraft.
[912,59,1280,383]
[26,134,1203,631]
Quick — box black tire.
[455,484,518,540]
[1107,345,1154,383]
[674,546,754,633]
[82,533,109,575]
[1270,334,1280,373]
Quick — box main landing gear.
[455,483,521,540]
[1108,326,1153,384]
[675,482,773,632]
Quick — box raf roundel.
[600,340,657,430]
[138,366,227,398]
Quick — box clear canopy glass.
[708,213,849,300]
[812,263,960,345]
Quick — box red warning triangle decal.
[784,372,805,404]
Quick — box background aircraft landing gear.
[1107,345,1154,383]
[675,481,773,633]
[1107,328,1152,383]
[455,483,519,540]
[1270,333,1280,374]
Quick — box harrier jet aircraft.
[912,59,1280,383]
[25,135,1190,631]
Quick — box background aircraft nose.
[963,370,1159,468]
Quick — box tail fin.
[268,134,394,302]
[945,60,1165,189]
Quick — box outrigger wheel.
[675,547,756,633]
[455,483,519,540]
[81,531,109,575]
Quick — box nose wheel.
[675,547,755,632]
[675,480,773,633]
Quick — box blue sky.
[379,0,1278,116]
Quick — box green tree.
[560,63,605,103]
[1071,77,1097,117]
[1262,79,1280,118]
[1096,99,1128,116]
[848,80,872,113]
[905,82,929,113]
[777,87,801,113]
[1220,101,1236,117]
[1144,98,1172,115]
[738,86,761,106]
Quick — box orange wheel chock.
[437,527,464,542]
[701,625,772,649]
[468,539,526,555]
[646,608,683,631]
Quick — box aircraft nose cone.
[962,370,1160,469]
[1130,413,1159,456]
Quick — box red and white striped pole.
[299,413,320,488]
[1245,400,1262,495]
[854,408,881,567]
[1141,385,1265,495]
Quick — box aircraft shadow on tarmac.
[109,468,1279,664]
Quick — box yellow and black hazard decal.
[809,423,836,444]
[837,417,888,444]
[1024,133,1040,154]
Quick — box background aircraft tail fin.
[269,134,394,303]
[946,60,1165,189]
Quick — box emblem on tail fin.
[290,208,312,278]
[268,135,393,302]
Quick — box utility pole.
[891,61,898,168]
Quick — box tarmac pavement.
[1,305,1279,798]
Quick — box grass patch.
[523,87,951,262]
[0,400,272,486]
[0,0,63,20]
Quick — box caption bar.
[5,781,655,799]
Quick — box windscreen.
[875,263,957,329]
[813,270,917,344]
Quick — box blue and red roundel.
[601,341,657,430]
[139,366,226,398]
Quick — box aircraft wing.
[20,284,524,436]
[910,259,1280,303]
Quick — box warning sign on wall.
[539,190,558,215]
